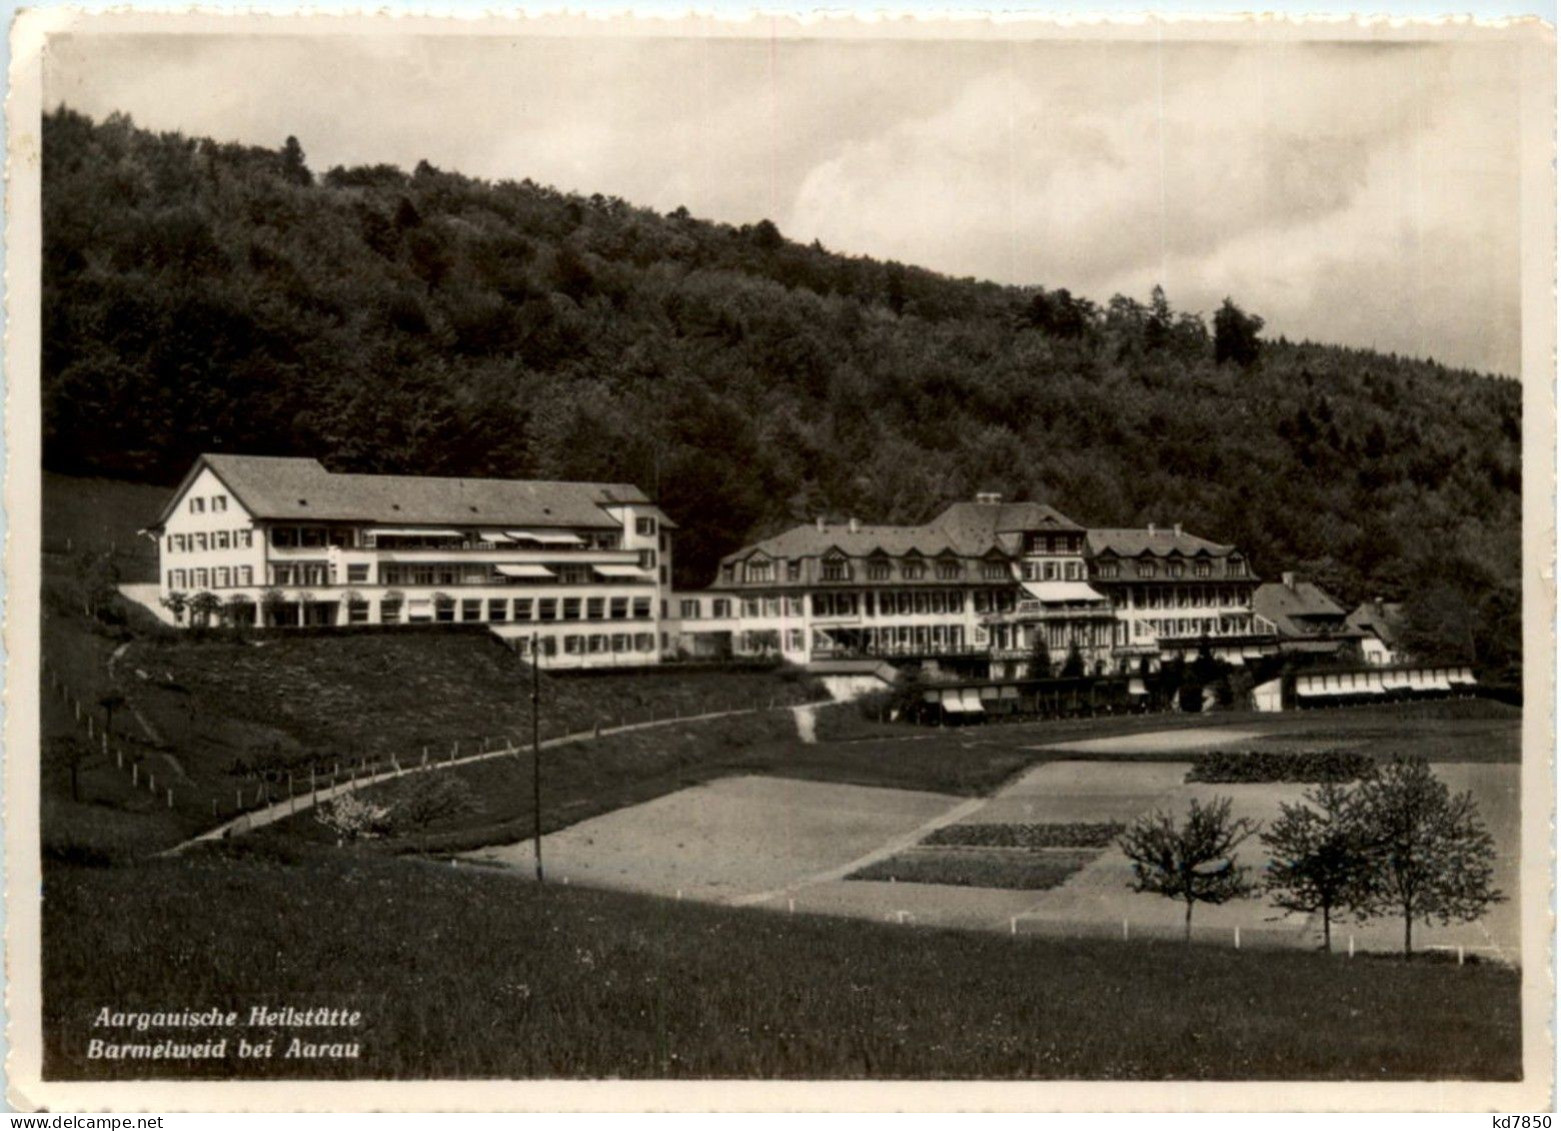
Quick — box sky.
[44,30,1528,375]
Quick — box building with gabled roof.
[1346,598,1408,666]
[675,493,1266,677]
[147,454,676,668]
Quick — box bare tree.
[1354,756,1501,958]
[1261,780,1375,952]
[1119,795,1259,942]
[391,773,483,851]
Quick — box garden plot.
[464,775,963,901]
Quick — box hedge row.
[1185,749,1376,784]
[924,822,1127,849]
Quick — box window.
[1137,561,1158,578]
[786,561,801,581]
[556,566,592,585]
[746,558,773,583]
[1229,557,1247,577]
[867,558,890,581]
[640,550,659,571]
[539,598,558,622]
[348,600,370,624]
[239,530,252,548]
[488,599,509,622]
[1167,562,1185,579]
[711,599,730,618]
[786,596,804,617]
[347,564,370,584]
[587,597,606,621]
[461,599,482,622]
[611,633,630,653]
[216,567,231,588]
[821,555,851,582]
[981,560,1008,580]
[1043,561,1058,581]
[901,559,926,581]
[936,560,960,580]
[300,528,326,548]
[194,569,210,589]
[191,497,205,514]
[636,633,655,652]
[565,635,583,655]
[660,532,669,552]
[380,599,402,624]
[721,565,735,585]
[609,597,628,620]
[562,597,582,621]
[1097,562,1120,580]
[272,527,297,548]
[632,597,651,619]
[1194,561,1212,578]
[743,598,760,618]
[636,516,657,536]
[214,530,230,550]
[764,597,781,617]
[588,635,607,654]
[213,495,228,512]
[787,629,804,652]
[680,599,701,618]
[239,566,253,586]
[195,532,209,553]
[513,598,534,621]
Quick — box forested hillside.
[41,109,1522,670]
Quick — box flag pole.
[532,632,544,885]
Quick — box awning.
[592,565,650,579]
[961,689,985,713]
[506,530,585,546]
[999,685,1020,700]
[364,527,463,538]
[496,564,557,579]
[479,531,514,542]
[1019,580,1108,604]
[1128,678,1148,696]
[940,690,968,713]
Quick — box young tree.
[188,590,221,627]
[392,773,483,851]
[1119,796,1259,942]
[1354,757,1501,958]
[1060,643,1086,679]
[1261,780,1375,952]
[315,792,393,846]
[159,590,189,625]
[50,735,93,803]
[1028,630,1052,679]
[260,587,288,627]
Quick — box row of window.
[166,530,254,553]
[728,556,1015,585]
[167,567,255,589]
[1121,586,1253,610]
[188,494,229,514]
[678,598,734,620]
[1133,616,1256,639]
[1020,560,1085,582]
[1095,558,1247,580]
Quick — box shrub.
[1187,749,1376,783]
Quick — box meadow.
[42,844,1522,1081]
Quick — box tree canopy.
[41,108,1521,665]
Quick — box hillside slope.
[41,109,1521,668]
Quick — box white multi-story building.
[668,495,1266,676]
[150,454,675,669]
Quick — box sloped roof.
[1253,580,1351,638]
[1085,528,1234,558]
[156,454,649,529]
[932,501,1083,542]
[725,523,963,563]
[1346,600,1405,647]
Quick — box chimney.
[848,517,860,533]
[1147,523,1156,536]
[815,516,826,532]
[1282,571,1297,589]
[1173,522,1183,537]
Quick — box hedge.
[1185,749,1376,783]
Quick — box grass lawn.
[42,846,1522,1081]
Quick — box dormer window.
[1194,561,1212,578]
[936,558,960,580]
[866,555,891,581]
[981,558,1009,581]
[901,554,926,581]
[746,557,773,583]
[821,552,852,582]
[1229,557,1247,577]
[1137,561,1158,578]
[1167,561,1185,579]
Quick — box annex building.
[149,454,675,669]
[668,493,1264,677]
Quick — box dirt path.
[165,706,773,854]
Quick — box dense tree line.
[41,109,1522,672]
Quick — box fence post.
[148,773,155,793]
[167,788,174,809]
[212,798,219,818]
[1348,934,1355,958]
[87,717,94,739]
[1234,926,1241,950]
[1122,918,1129,941]
[236,788,243,811]
[101,732,108,754]
[132,764,138,787]
[1458,945,1465,966]
[116,747,123,769]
